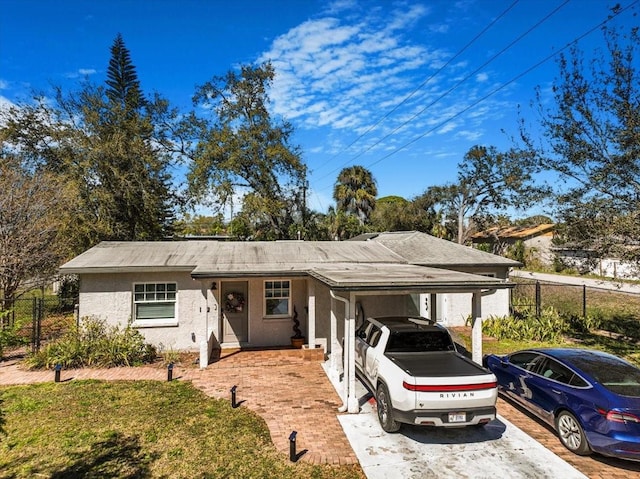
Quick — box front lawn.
[0,380,364,479]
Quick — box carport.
[307,263,515,413]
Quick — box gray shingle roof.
[59,234,517,292]
[351,231,521,268]
[60,240,405,274]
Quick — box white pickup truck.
[354,316,498,432]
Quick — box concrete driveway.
[328,368,587,479]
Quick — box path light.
[289,431,298,462]
[54,364,62,383]
[167,363,174,381]
[230,385,238,408]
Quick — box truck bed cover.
[386,351,489,378]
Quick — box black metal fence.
[510,280,640,321]
[0,296,77,353]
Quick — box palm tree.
[333,165,378,225]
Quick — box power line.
[337,0,570,172]
[312,0,521,181]
[362,0,638,172]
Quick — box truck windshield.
[385,330,454,353]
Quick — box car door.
[354,320,373,372]
[495,351,540,400]
[525,357,575,425]
[363,324,383,381]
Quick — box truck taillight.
[403,381,497,392]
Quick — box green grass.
[0,381,364,479]
[512,278,640,323]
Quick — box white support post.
[200,280,211,369]
[347,292,359,413]
[307,280,316,349]
[329,299,339,378]
[342,313,350,408]
[471,290,483,364]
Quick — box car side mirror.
[357,330,367,340]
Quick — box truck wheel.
[555,411,590,456]
[376,383,401,433]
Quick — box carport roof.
[308,263,513,292]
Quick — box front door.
[221,281,248,344]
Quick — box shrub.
[566,313,603,333]
[482,306,566,342]
[0,309,31,359]
[24,316,156,369]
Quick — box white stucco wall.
[79,272,206,351]
[427,289,511,327]
[78,269,513,351]
[239,277,309,348]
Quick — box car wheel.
[376,383,401,433]
[555,410,591,456]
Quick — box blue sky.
[1,0,637,217]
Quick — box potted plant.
[291,306,305,348]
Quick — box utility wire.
[312,0,520,180]
[363,0,638,171]
[332,0,570,174]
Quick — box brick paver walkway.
[2,350,640,477]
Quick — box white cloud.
[64,68,97,79]
[258,1,518,172]
[0,79,9,90]
[259,5,439,138]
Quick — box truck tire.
[376,383,401,433]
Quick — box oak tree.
[187,63,306,240]
[521,23,640,270]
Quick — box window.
[537,358,574,384]
[133,282,177,326]
[264,280,290,317]
[508,352,540,370]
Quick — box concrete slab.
[324,364,587,479]
[339,410,587,479]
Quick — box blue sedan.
[484,348,640,461]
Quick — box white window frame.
[132,282,178,328]
[263,279,291,319]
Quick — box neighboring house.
[471,224,555,266]
[59,231,519,413]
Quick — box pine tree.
[105,33,145,113]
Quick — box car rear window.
[571,355,640,397]
[385,331,454,353]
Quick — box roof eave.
[59,266,196,275]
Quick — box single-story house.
[60,231,519,413]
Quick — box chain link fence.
[511,279,640,322]
[1,296,77,354]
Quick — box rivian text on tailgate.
[354,316,498,432]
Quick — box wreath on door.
[225,292,245,313]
